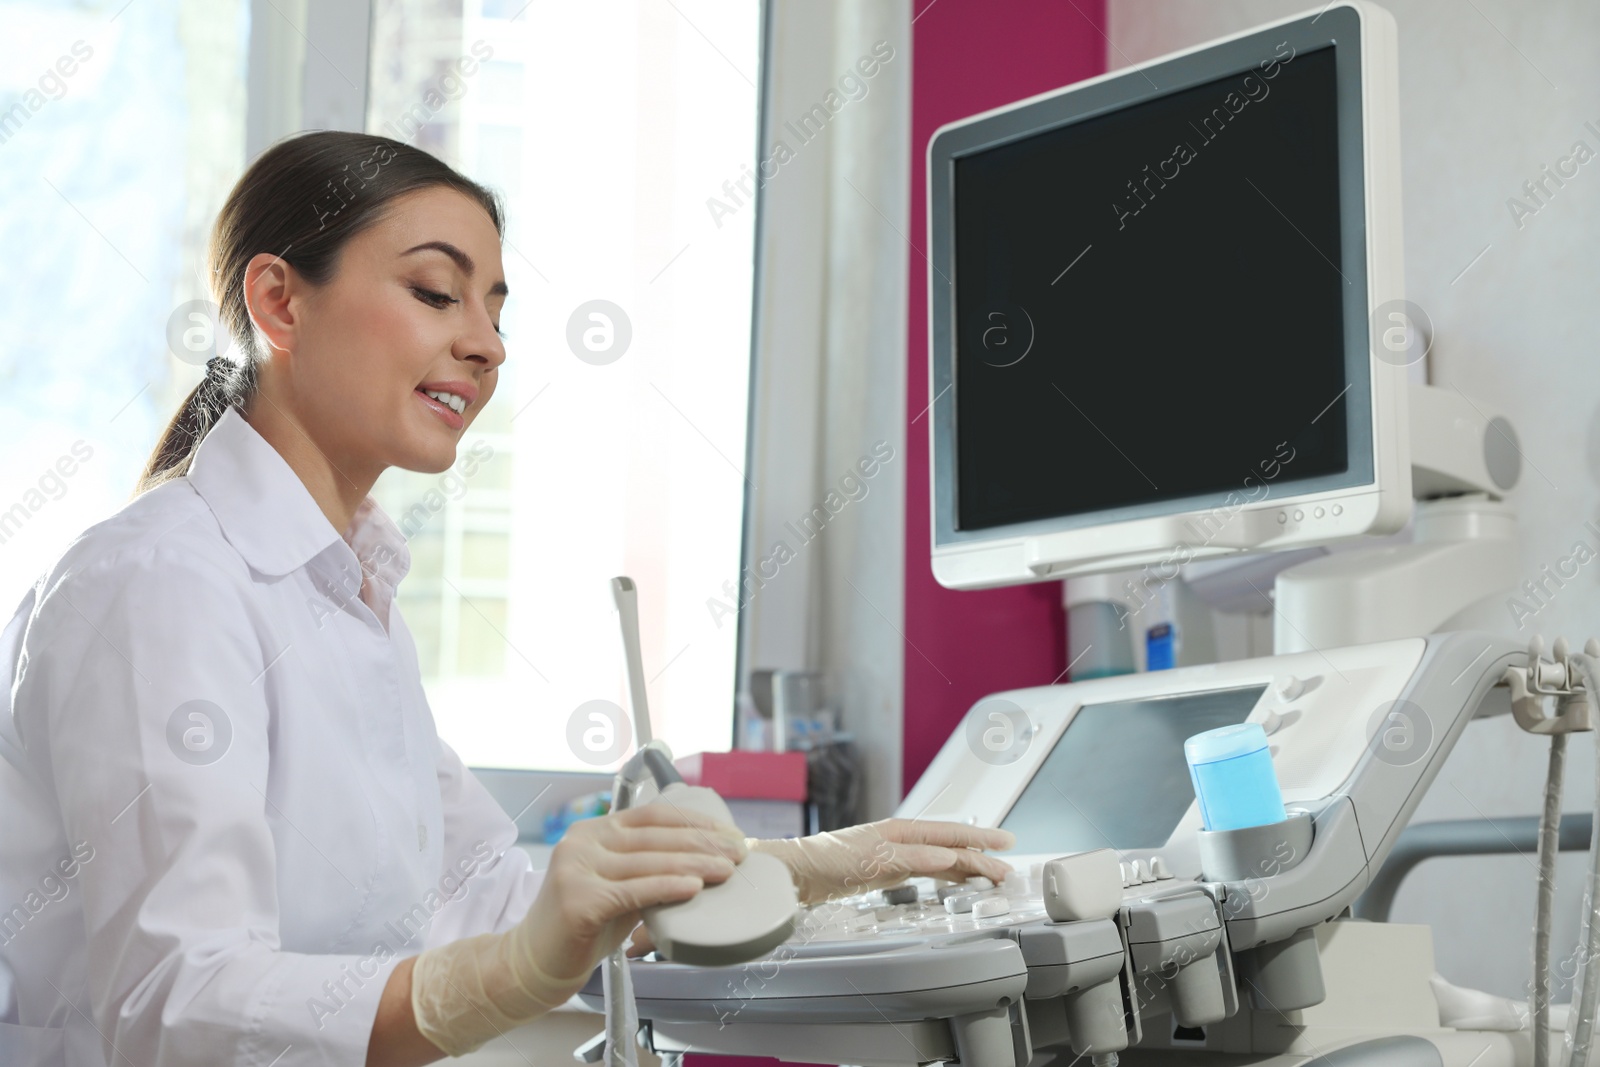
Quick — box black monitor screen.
[999,685,1265,853]
[953,45,1349,532]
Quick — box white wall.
[1109,0,1600,1000]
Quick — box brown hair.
[137,130,504,494]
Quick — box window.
[0,0,249,618]
[366,0,763,772]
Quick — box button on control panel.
[881,884,917,906]
[1119,854,1175,887]
[794,872,1048,943]
[787,849,1196,946]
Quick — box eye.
[494,324,508,339]
[411,286,459,309]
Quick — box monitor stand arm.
[1272,384,1522,653]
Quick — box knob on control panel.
[945,892,981,915]
[881,884,918,906]
[972,896,1011,919]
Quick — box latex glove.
[746,818,1016,906]
[409,803,747,1056]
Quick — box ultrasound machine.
[579,5,1600,1065]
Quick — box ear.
[242,252,301,357]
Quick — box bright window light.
[366,0,762,772]
[0,0,249,624]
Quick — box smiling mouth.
[415,387,466,427]
[417,387,467,415]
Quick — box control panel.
[580,632,1524,1067]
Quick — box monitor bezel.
[927,2,1410,589]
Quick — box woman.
[0,131,1014,1067]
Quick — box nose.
[455,305,507,372]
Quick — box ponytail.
[135,358,259,494]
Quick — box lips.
[416,379,480,408]
[415,387,465,429]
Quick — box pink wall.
[902,0,1107,793]
[683,5,1106,1066]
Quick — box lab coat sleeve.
[422,737,545,948]
[16,545,400,1067]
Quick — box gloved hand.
[409,803,747,1056]
[745,818,1015,907]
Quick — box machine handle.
[1354,812,1593,921]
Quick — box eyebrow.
[401,240,510,297]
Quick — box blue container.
[1184,723,1287,832]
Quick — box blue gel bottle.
[1184,722,1287,832]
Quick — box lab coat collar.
[345,495,413,593]
[188,406,411,590]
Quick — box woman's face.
[267,185,508,478]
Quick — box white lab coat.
[0,406,544,1066]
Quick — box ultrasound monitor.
[926,2,1411,590]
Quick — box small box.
[674,750,808,802]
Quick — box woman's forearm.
[366,957,445,1067]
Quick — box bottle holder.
[1194,809,1325,1013]
[1195,808,1313,883]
